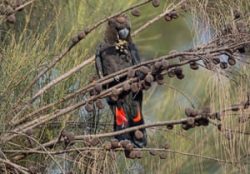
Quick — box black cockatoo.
[95,15,147,147]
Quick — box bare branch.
[0,158,29,174]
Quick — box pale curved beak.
[118,28,129,39]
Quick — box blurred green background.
[0,0,249,174]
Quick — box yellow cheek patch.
[115,40,128,53]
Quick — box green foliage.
[0,0,249,173]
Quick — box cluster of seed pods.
[0,0,25,24]
[103,137,142,159]
[212,51,237,70]
[181,107,211,130]
[102,130,170,159]
[131,0,182,23]
[131,0,160,17]
[85,59,172,112]
[222,10,250,54]
[60,130,75,147]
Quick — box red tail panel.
[133,107,142,123]
[115,107,127,126]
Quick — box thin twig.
[3,147,248,165]
[0,158,29,174]
[14,0,35,13]
[6,97,249,161]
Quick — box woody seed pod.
[135,130,144,140]
[85,103,94,112]
[197,118,209,126]
[111,139,121,149]
[164,14,172,22]
[154,61,162,70]
[135,150,142,159]
[125,143,134,151]
[149,150,157,156]
[152,0,160,7]
[167,124,174,130]
[83,139,92,147]
[187,117,195,127]
[220,62,228,69]
[181,123,191,130]
[123,82,131,91]
[72,36,79,45]
[5,6,14,15]
[120,140,130,148]
[181,3,189,12]
[142,81,151,90]
[90,138,100,146]
[131,8,141,17]
[94,83,102,94]
[26,129,33,136]
[238,47,245,53]
[169,10,178,19]
[190,62,199,70]
[185,108,193,117]
[96,99,105,109]
[215,112,221,121]
[112,88,120,96]
[217,124,222,131]
[78,31,86,40]
[212,57,220,65]
[156,74,164,85]
[159,153,167,159]
[228,57,236,66]
[174,67,183,76]
[7,14,16,24]
[209,112,217,120]
[140,66,151,74]
[111,95,118,101]
[185,108,199,117]
[167,70,175,78]
[145,73,154,83]
[131,83,139,93]
[176,74,185,80]
[233,10,241,19]
[163,143,170,149]
[89,89,95,96]
[195,121,201,127]
[128,151,136,159]
[231,105,239,111]
[161,59,169,69]
[128,68,136,78]
[63,131,75,141]
[62,131,75,145]
[84,27,90,35]
[15,0,22,7]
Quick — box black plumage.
[95,15,147,147]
